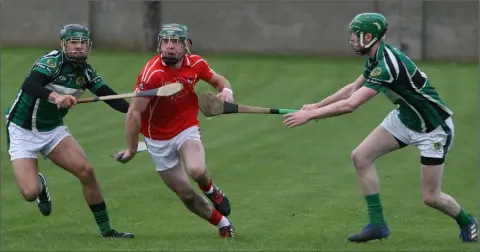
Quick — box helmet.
[348,13,388,55]
[60,24,92,62]
[157,23,190,66]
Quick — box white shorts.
[380,110,454,159]
[6,121,71,161]
[145,126,202,172]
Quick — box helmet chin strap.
[158,40,188,66]
[359,32,378,48]
[356,32,378,55]
[161,55,183,66]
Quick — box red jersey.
[134,54,214,140]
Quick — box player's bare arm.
[207,72,231,92]
[116,97,149,163]
[311,86,377,118]
[316,74,366,107]
[283,86,377,128]
[302,74,366,110]
[206,72,234,102]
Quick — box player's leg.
[157,163,233,238]
[44,127,133,238]
[7,122,52,216]
[146,134,234,238]
[178,139,233,237]
[415,118,477,242]
[177,127,231,217]
[347,110,407,242]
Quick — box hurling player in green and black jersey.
[283,13,477,243]
[5,24,134,238]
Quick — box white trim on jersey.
[384,47,400,81]
[140,57,164,139]
[383,48,427,132]
[31,99,41,131]
[190,59,205,67]
[402,62,453,116]
[6,90,23,120]
[142,57,161,84]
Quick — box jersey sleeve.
[197,59,214,81]
[134,65,159,93]
[134,70,146,92]
[363,60,396,93]
[31,57,60,78]
[362,60,372,79]
[85,66,106,93]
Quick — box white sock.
[206,186,214,194]
[216,216,230,228]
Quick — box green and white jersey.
[5,50,106,132]
[363,42,452,133]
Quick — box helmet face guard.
[62,36,92,61]
[348,13,388,55]
[60,24,92,62]
[349,28,377,55]
[157,23,190,66]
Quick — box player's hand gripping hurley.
[77,82,184,103]
[198,91,298,117]
[111,141,148,160]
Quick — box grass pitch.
[1,47,478,251]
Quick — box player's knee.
[76,164,96,183]
[351,148,369,170]
[176,187,196,204]
[186,165,206,182]
[422,193,439,207]
[20,186,40,201]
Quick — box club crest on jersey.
[433,142,441,150]
[46,59,57,68]
[371,67,382,77]
[76,76,86,88]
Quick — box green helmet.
[60,24,92,62]
[157,23,190,66]
[348,13,388,55]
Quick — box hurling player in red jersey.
[116,23,235,238]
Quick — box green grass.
[1,47,478,251]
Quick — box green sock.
[89,201,112,234]
[454,208,473,226]
[365,193,386,226]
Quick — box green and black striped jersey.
[362,42,452,133]
[5,49,106,132]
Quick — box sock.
[454,208,473,226]
[216,216,230,229]
[89,201,112,234]
[208,209,228,228]
[199,179,214,194]
[365,193,386,226]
